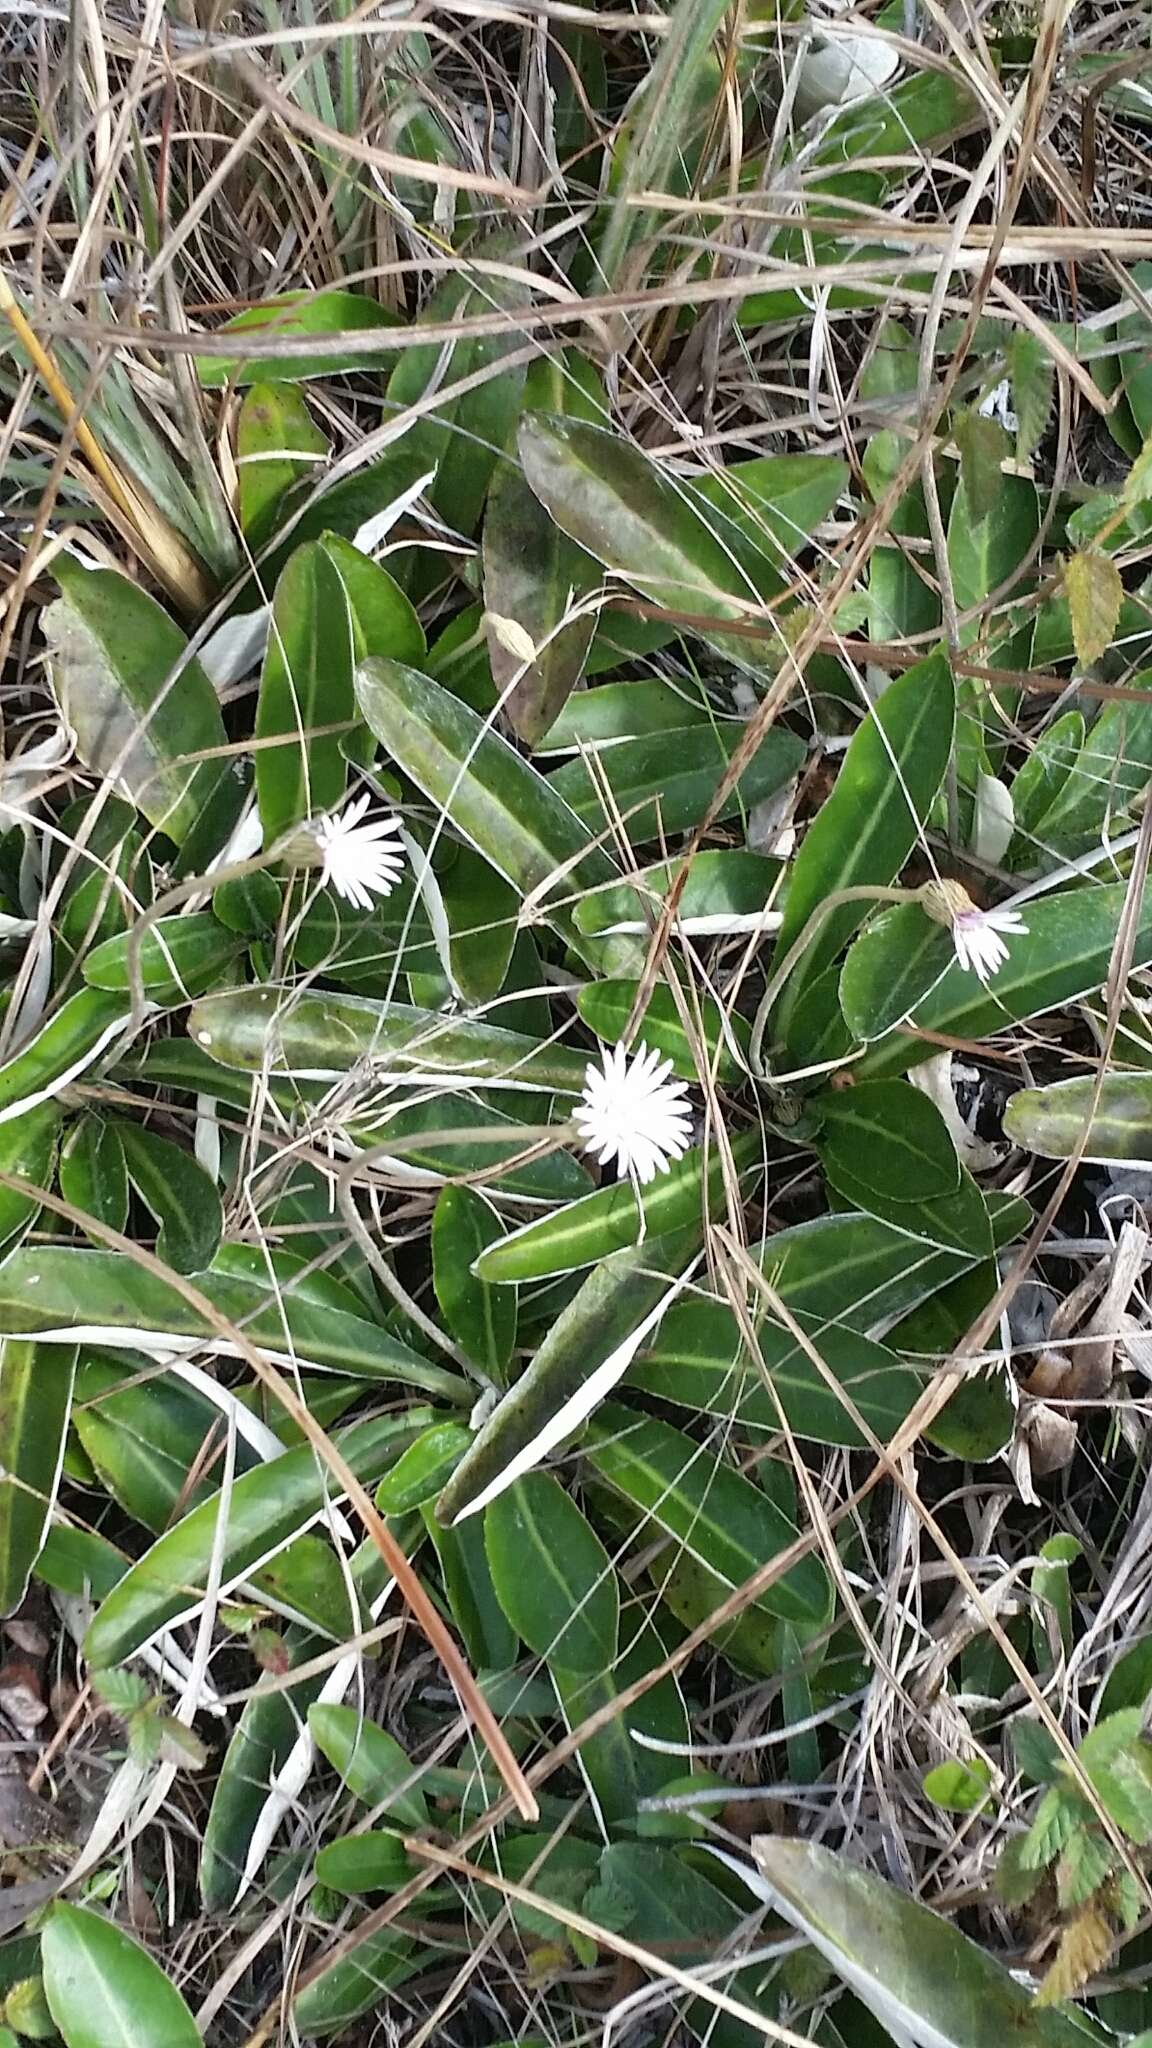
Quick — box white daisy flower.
[573,1041,694,1185]
[921,878,1027,986]
[313,792,405,911]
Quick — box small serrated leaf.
[1036,1903,1114,2006]
[1009,331,1055,463]
[1122,424,1152,511]
[954,411,1009,523]
[1055,1825,1115,1910]
[997,1834,1047,1908]
[1065,548,1123,667]
[1019,1784,1082,1870]
[92,1668,152,1717]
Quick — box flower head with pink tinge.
[921,878,1027,986]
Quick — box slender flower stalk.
[920,878,1028,985]
[573,1041,694,1184]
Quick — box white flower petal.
[315,796,406,910]
[574,1040,694,1182]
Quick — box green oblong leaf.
[197,289,402,386]
[854,882,1152,1078]
[188,986,588,1093]
[585,1403,830,1628]
[354,656,643,977]
[474,1131,760,1285]
[485,1471,618,1671]
[85,1406,433,1668]
[255,541,354,840]
[0,1102,59,1252]
[1003,1070,1152,1165]
[432,1187,516,1377]
[43,560,240,861]
[482,355,599,748]
[82,915,243,1005]
[437,1233,698,1525]
[0,1341,76,1614]
[314,1831,414,1897]
[41,1903,202,2048]
[309,1703,428,1827]
[575,849,783,940]
[0,1247,467,1399]
[628,1308,920,1449]
[0,989,131,1127]
[751,1837,1096,2048]
[117,1124,223,1274]
[816,1079,961,1202]
[548,724,804,843]
[771,648,954,1041]
[59,1116,127,1239]
[576,979,749,1085]
[237,384,330,548]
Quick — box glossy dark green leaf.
[549,722,804,843]
[816,1079,961,1202]
[420,1502,519,1671]
[54,794,152,960]
[319,532,425,670]
[73,1352,242,1532]
[752,1837,1095,2048]
[771,650,954,1045]
[574,849,782,941]
[629,1306,920,1448]
[117,1123,223,1274]
[0,1103,59,1253]
[309,1704,428,1826]
[519,414,788,665]
[352,1094,592,1201]
[553,1613,690,1828]
[0,1247,466,1398]
[255,541,354,841]
[237,384,329,548]
[482,354,600,747]
[0,989,131,1127]
[486,1471,618,1672]
[475,1133,760,1284]
[291,1927,416,2038]
[384,256,528,537]
[576,978,749,1085]
[82,913,243,1005]
[540,677,720,754]
[432,1186,516,1377]
[314,1831,414,1896]
[353,656,644,977]
[41,1903,202,2048]
[189,986,587,1094]
[197,289,402,386]
[851,882,1152,1078]
[437,1232,699,1526]
[586,1403,830,1628]
[437,843,519,1004]
[43,559,240,860]
[375,1423,472,1515]
[86,1406,432,1667]
[60,1116,128,1239]
[1003,1070,1152,1165]
[0,1340,76,1614]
